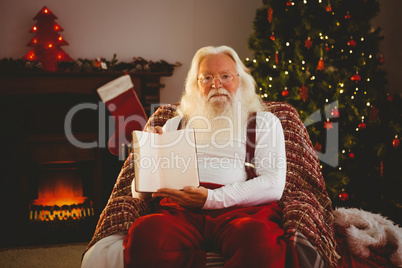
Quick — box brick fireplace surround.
[0,71,171,248]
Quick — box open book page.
[132,131,161,192]
[132,129,199,192]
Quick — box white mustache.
[207,88,231,101]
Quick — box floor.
[0,242,88,268]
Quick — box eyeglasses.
[198,72,238,87]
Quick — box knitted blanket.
[86,101,340,267]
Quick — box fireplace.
[0,77,117,247]
[27,158,99,245]
[29,161,94,222]
[24,132,104,245]
[0,71,171,247]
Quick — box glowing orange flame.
[32,168,86,207]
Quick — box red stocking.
[97,74,147,156]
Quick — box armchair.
[86,101,340,267]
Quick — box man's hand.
[152,186,208,209]
[148,125,163,134]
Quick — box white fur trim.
[97,75,134,102]
[334,207,402,267]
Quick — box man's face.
[197,54,239,105]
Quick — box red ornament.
[282,87,289,97]
[275,51,279,64]
[338,190,349,201]
[351,72,361,83]
[331,108,339,118]
[347,37,357,47]
[304,37,313,49]
[345,11,351,19]
[299,84,308,102]
[286,1,294,6]
[270,32,276,41]
[316,57,325,71]
[22,6,73,71]
[358,122,366,129]
[326,4,332,12]
[93,57,108,70]
[387,94,393,102]
[348,152,355,159]
[267,7,273,23]
[314,142,322,152]
[393,136,400,148]
[325,43,330,51]
[324,120,333,129]
[93,60,101,68]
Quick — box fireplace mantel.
[0,71,172,116]
[0,71,171,95]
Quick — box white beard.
[179,87,250,150]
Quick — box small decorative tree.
[22,6,73,71]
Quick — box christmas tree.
[22,6,73,71]
[246,0,402,223]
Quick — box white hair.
[179,45,263,119]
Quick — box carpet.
[0,242,87,268]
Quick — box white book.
[132,129,199,192]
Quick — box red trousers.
[123,201,297,268]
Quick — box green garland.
[0,54,181,73]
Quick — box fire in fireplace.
[29,161,95,222]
